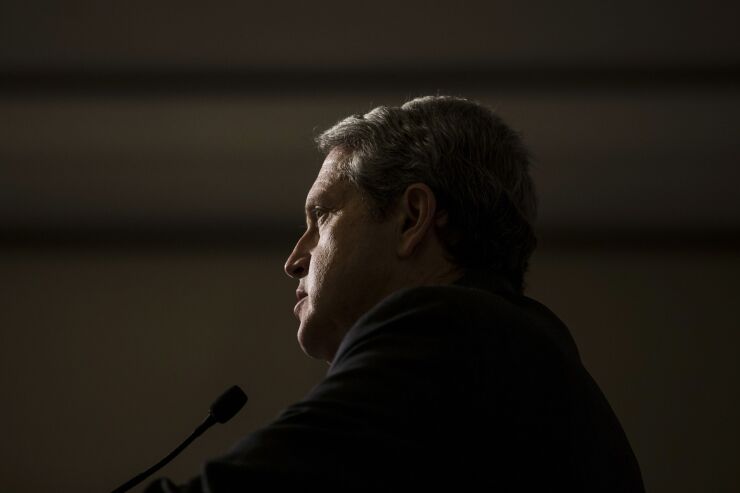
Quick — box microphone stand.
[111,414,215,493]
[111,385,247,493]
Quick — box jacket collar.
[452,268,519,297]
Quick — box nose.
[284,235,310,279]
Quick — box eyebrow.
[304,196,323,213]
[302,194,324,226]
[304,184,334,212]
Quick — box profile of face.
[283,148,400,363]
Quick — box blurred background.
[1,1,739,491]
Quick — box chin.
[297,318,336,363]
[296,321,321,359]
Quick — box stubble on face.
[292,150,398,362]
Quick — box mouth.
[296,288,308,302]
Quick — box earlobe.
[397,183,437,258]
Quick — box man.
[148,96,645,492]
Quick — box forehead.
[306,148,351,204]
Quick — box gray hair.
[315,95,537,293]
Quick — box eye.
[311,207,329,222]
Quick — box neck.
[392,260,464,291]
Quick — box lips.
[296,289,307,302]
[293,296,307,319]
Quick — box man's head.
[284,95,537,362]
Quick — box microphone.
[111,385,248,493]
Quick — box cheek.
[307,236,338,294]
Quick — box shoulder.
[332,282,580,372]
[331,283,522,368]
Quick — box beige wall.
[1,245,738,492]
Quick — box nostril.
[285,259,307,279]
[285,247,310,279]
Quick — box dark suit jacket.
[147,270,645,492]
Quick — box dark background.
[1,1,739,491]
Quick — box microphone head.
[210,385,248,424]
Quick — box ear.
[396,183,438,258]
